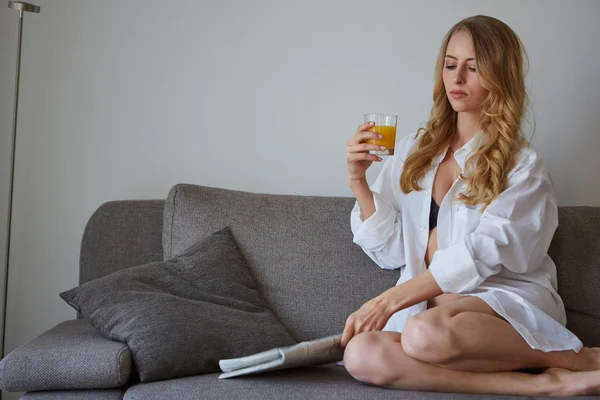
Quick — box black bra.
[429,197,440,231]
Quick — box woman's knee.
[343,331,403,387]
[401,313,459,364]
[343,332,381,383]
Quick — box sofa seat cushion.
[123,364,535,400]
[0,320,131,392]
[59,227,296,382]
[22,388,127,400]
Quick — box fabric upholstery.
[549,207,600,346]
[22,389,126,399]
[161,185,600,346]
[162,184,400,342]
[5,191,600,398]
[0,320,131,392]
[550,207,600,319]
[80,200,165,285]
[60,227,295,382]
[564,310,600,348]
[123,364,571,400]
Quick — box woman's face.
[443,30,488,114]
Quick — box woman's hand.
[340,294,393,348]
[346,122,387,181]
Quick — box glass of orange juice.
[364,113,397,156]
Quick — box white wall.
[0,0,599,395]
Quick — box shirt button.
[424,191,429,196]
[420,225,426,231]
[415,257,420,263]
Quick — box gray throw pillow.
[60,227,296,382]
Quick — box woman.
[343,15,600,396]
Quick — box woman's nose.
[453,67,465,84]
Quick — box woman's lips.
[450,91,467,99]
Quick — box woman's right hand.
[346,122,387,181]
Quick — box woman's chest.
[395,161,482,248]
[432,156,463,205]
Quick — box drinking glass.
[364,113,398,156]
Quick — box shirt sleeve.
[428,161,558,294]
[350,157,405,270]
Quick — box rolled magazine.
[218,334,344,379]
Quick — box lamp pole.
[2,1,40,365]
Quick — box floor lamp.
[1,1,40,363]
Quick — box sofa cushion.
[162,184,400,342]
[60,227,296,382]
[80,200,165,285]
[0,320,131,392]
[163,185,600,347]
[122,364,530,400]
[550,207,600,317]
[549,207,600,346]
[23,389,126,400]
[564,310,600,348]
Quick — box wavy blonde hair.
[400,15,530,210]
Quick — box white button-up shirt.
[351,131,583,352]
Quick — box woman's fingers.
[347,143,387,153]
[341,313,377,348]
[346,137,386,164]
[340,315,356,349]
[348,130,383,147]
[346,152,381,163]
[357,121,375,133]
[349,122,380,140]
[346,122,385,180]
[341,296,393,348]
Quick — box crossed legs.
[343,296,600,396]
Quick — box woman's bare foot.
[569,347,600,372]
[541,367,600,396]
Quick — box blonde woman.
[343,15,600,396]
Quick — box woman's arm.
[384,270,443,312]
[350,156,406,270]
[340,270,442,348]
[349,177,375,220]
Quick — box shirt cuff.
[351,192,397,251]
[427,242,486,293]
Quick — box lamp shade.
[8,1,40,13]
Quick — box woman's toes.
[541,368,600,396]
[589,347,600,370]
[572,347,600,371]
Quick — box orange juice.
[365,125,396,155]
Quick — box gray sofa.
[1,183,599,399]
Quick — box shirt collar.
[431,130,487,171]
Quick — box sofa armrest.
[0,319,132,392]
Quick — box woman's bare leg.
[343,331,600,396]
[401,296,600,373]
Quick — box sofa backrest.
[162,184,398,342]
[80,184,600,346]
[80,200,165,284]
[548,206,600,347]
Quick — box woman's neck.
[453,112,480,148]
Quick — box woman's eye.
[445,65,456,70]
[468,67,476,72]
